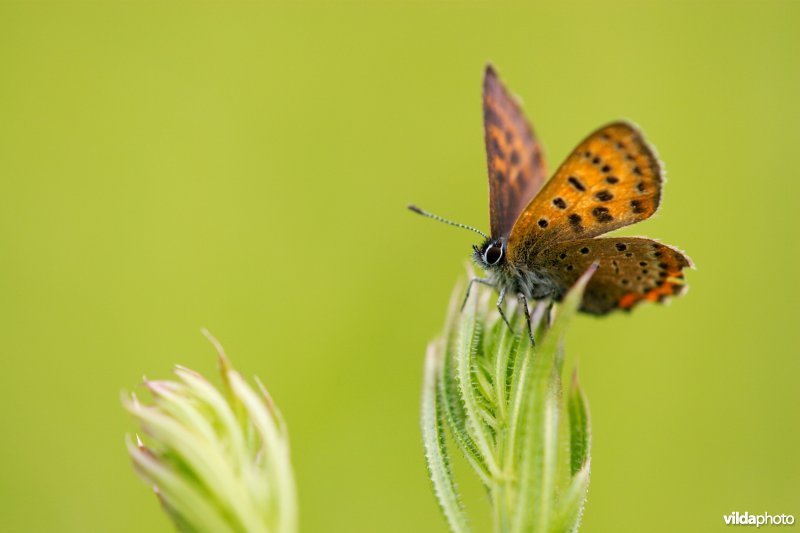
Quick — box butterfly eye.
[484,244,503,265]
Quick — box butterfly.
[409,65,692,342]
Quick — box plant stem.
[492,478,509,533]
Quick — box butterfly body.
[411,65,692,337]
[473,239,560,302]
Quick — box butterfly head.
[473,238,506,270]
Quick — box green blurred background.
[1,1,798,531]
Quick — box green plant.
[422,267,594,533]
[123,331,297,533]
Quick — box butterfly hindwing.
[537,237,692,315]
[484,66,547,238]
[507,122,662,263]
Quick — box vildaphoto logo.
[724,512,795,527]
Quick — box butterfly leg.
[495,286,513,330]
[518,293,535,346]
[462,277,494,311]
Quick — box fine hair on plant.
[422,266,594,533]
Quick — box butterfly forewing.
[484,66,548,238]
[536,237,692,314]
[507,122,662,263]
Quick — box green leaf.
[568,370,591,477]
[441,335,490,486]
[512,265,596,533]
[456,286,500,477]
[549,463,590,533]
[422,341,472,533]
[126,436,235,533]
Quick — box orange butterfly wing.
[507,122,662,263]
[536,237,692,314]
[484,66,548,238]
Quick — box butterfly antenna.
[407,204,488,239]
